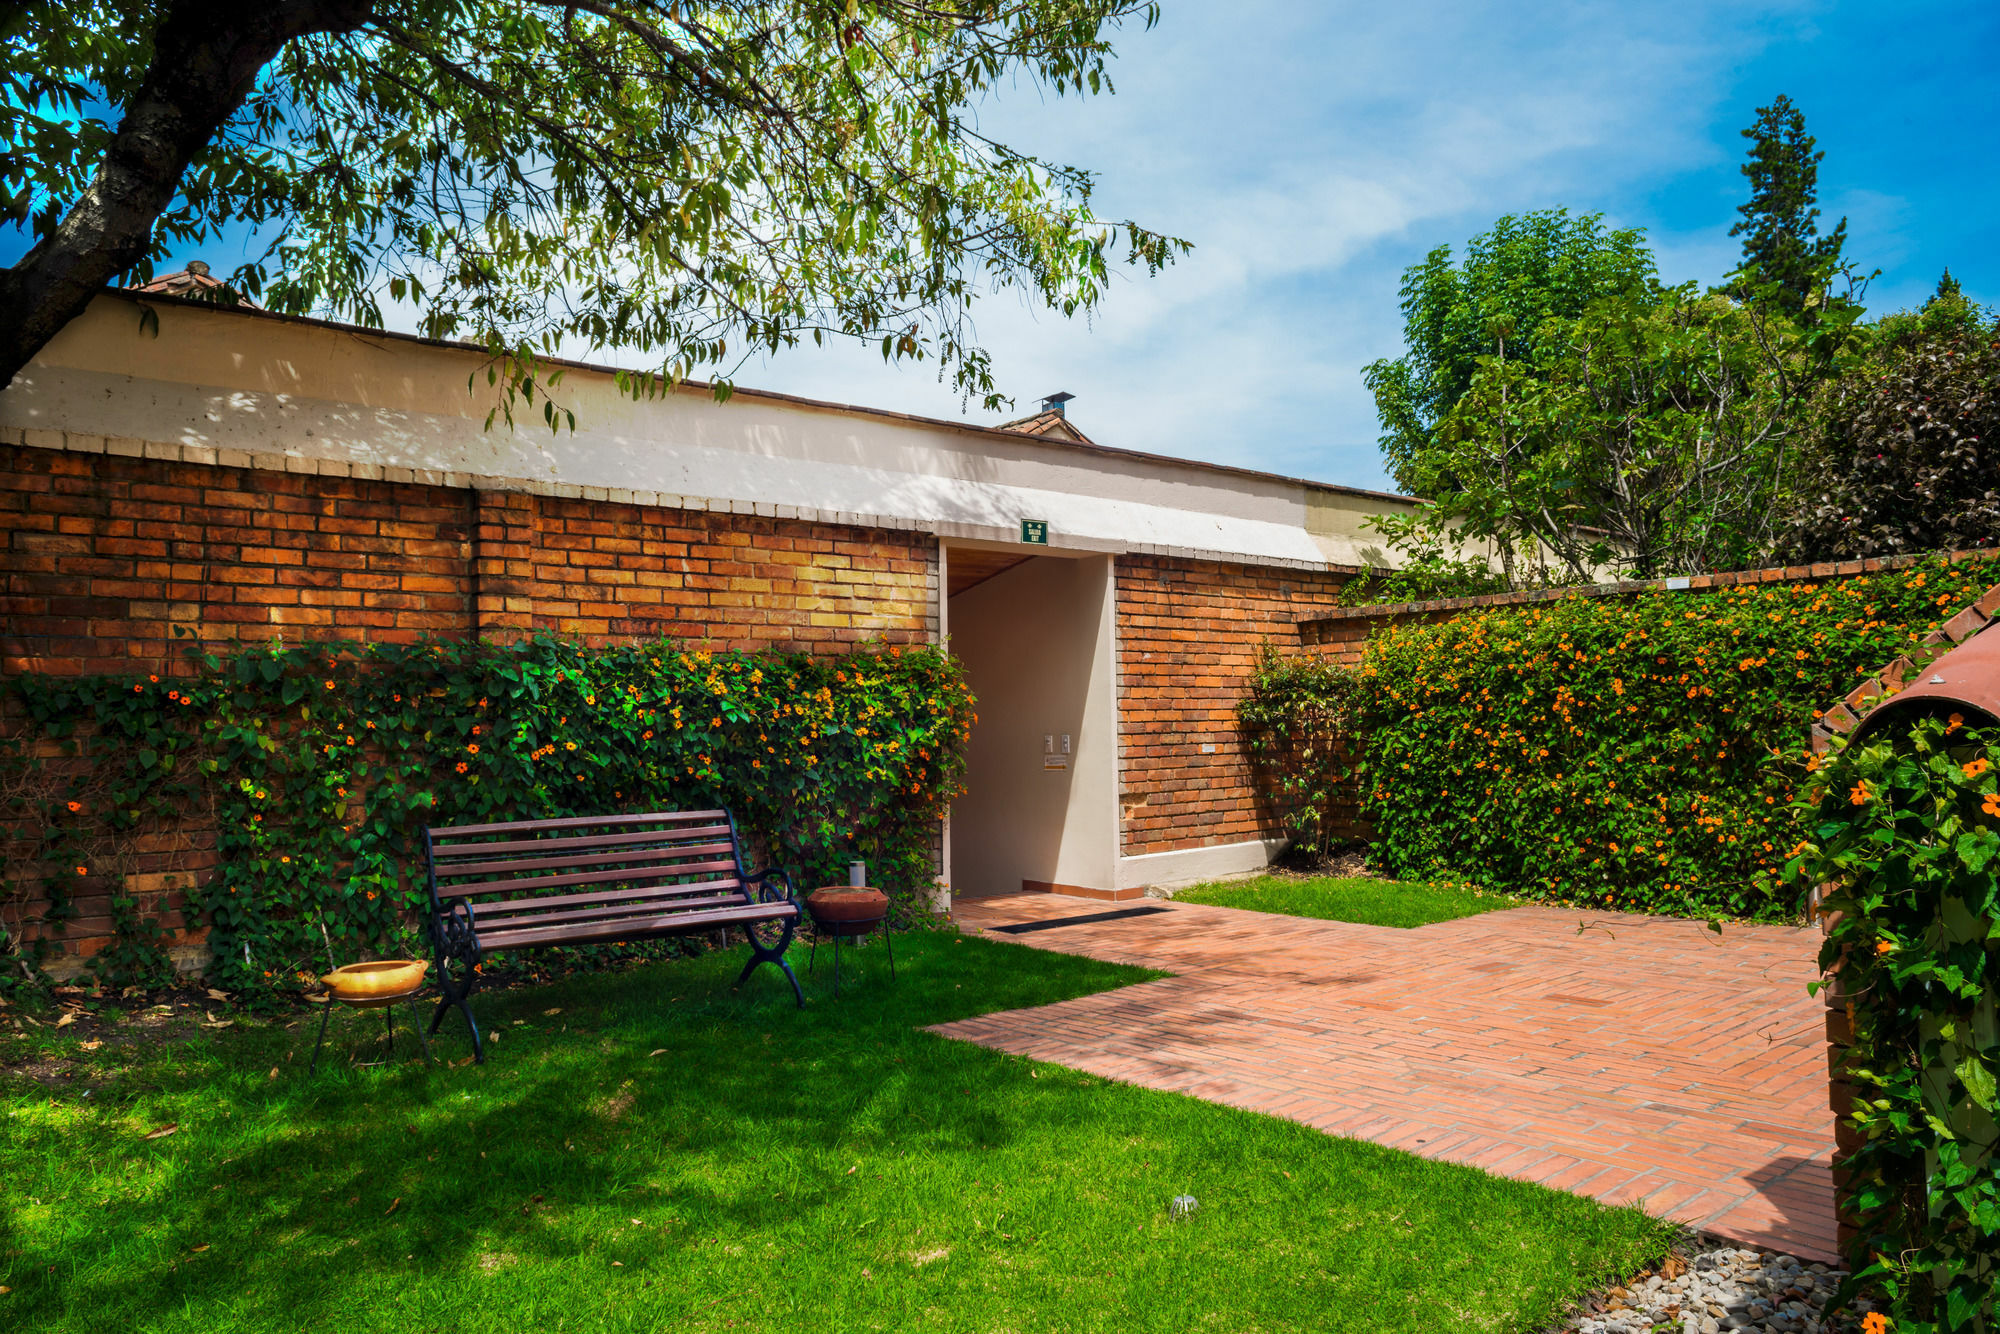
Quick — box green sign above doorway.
[1020,519,1049,545]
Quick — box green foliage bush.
[1242,556,1997,917]
[1795,717,1998,1329]
[0,635,971,995]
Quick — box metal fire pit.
[310,961,435,1073]
[803,888,897,996]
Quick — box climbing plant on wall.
[1792,716,1999,1331]
[1241,555,1999,918]
[0,635,972,996]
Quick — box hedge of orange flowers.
[2,634,972,994]
[1248,556,1998,919]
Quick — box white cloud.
[744,0,1808,490]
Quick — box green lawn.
[1171,875,1522,929]
[2,931,1666,1333]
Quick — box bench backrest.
[424,808,751,913]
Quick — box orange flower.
[1862,1313,1891,1334]
[66,800,81,813]
[1875,939,1893,956]
[325,679,336,690]
[455,761,468,774]
[1984,792,2000,819]
[466,743,479,755]
[1948,712,1965,733]
[1849,782,1870,806]
[1964,759,1991,779]
[586,694,596,706]
[74,865,87,876]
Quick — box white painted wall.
[947,553,1119,897]
[0,295,1417,571]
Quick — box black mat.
[987,905,1172,935]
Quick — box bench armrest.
[430,896,483,962]
[744,866,797,906]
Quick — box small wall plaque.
[1021,519,1049,545]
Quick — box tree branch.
[0,0,373,389]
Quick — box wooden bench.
[422,808,803,1061]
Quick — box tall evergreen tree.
[1729,95,1847,315]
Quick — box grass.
[1,931,1669,1333]
[1170,874,1522,929]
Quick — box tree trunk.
[0,0,372,390]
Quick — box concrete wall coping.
[3,424,1371,578]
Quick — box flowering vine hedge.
[1244,556,1998,918]
[0,635,971,995]
[1794,717,1998,1331]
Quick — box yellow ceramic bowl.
[321,959,428,1001]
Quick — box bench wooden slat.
[430,808,728,838]
[430,823,732,860]
[435,841,736,881]
[471,892,754,934]
[477,900,795,952]
[436,859,739,899]
[467,878,744,918]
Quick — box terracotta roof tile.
[127,261,259,307]
[997,407,1095,446]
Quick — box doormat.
[987,905,1172,935]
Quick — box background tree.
[1727,94,1849,317]
[0,0,1181,413]
[1777,277,2000,561]
[1433,286,1836,579]
[1362,209,1657,495]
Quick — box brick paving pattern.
[939,895,1837,1260]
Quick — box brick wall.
[1115,554,1350,858]
[0,442,936,675]
[0,440,938,972]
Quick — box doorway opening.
[943,542,1119,900]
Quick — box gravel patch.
[1562,1243,1876,1334]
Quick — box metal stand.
[808,917,896,997]
[309,989,434,1073]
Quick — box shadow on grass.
[4,932,1671,1334]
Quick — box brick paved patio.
[937,894,1837,1261]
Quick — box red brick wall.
[1115,554,1350,857]
[0,441,937,971]
[0,444,936,676]
[474,489,935,648]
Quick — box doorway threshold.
[987,905,1172,935]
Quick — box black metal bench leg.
[885,924,897,981]
[427,955,484,1062]
[731,918,806,1008]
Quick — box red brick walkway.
[938,895,1837,1261]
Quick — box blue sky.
[11,0,1995,493]
[745,0,1998,491]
